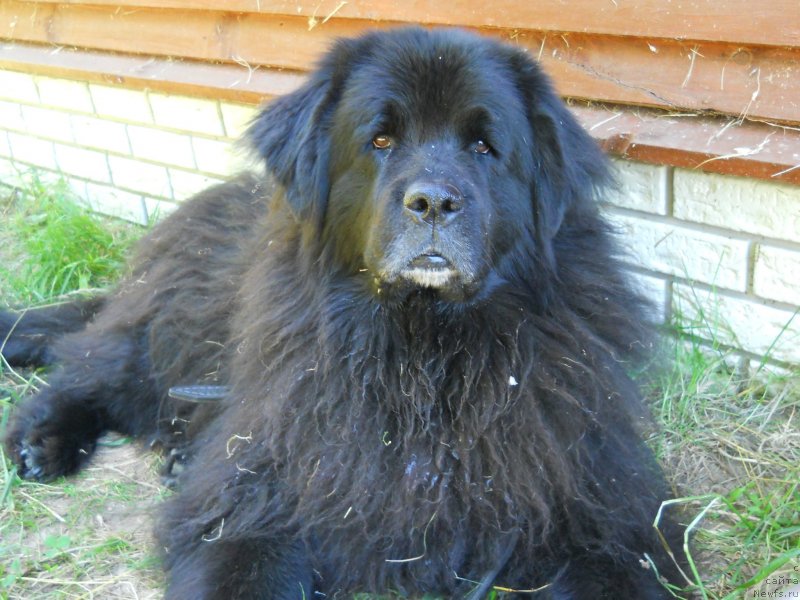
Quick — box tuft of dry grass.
[1,366,168,600]
[651,326,800,599]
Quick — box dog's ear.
[505,50,610,250]
[248,46,352,223]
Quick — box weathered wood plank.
[24,0,800,47]
[2,2,798,123]
[0,42,303,102]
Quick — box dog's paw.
[5,401,100,482]
[13,434,96,482]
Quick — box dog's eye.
[474,140,491,154]
[372,135,393,150]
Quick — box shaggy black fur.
[3,28,684,599]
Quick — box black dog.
[2,28,684,599]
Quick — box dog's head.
[249,28,607,303]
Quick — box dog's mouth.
[400,253,456,289]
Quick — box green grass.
[0,173,139,304]
[0,174,161,599]
[650,311,800,599]
[1,172,799,599]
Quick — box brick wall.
[1,70,799,364]
[608,161,800,364]
[0,70,255,223]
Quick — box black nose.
[403,182,463,226]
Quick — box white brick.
[84,182,148,224]
[0,131,10,157]
[149,94,224,136]
[54,144,110,182]
[0,100,23,130]
[673,284,800,363]
[8,132,57,169]
[611,212,750,290]
[0,157,18,180]
[144,197,180,222]
[0,70,39,103]
[753,245,800,305]
[128,125,195,168]
[21,105,74,143]
[89,84,152,123]
[169,168,224,200]
[109,155,172,198]
[61,176,88,202]
[192,136,252,176]
[71,115,131,154]
[36,78,94,113]
[625,271,669,323]
[220,102,257,139]
[674,170,800,242]
[607,160,669,215]
[191,136,232,175]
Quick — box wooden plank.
[526,33,800,125]
[2,42,798,185]
[573,105,800,185]
[0,2,358,68]
[2,2,798,124]
[0,43,303,103]
[24,0,800,47]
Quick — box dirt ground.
[1,428,167,599]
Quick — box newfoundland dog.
[2,28,684,599]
